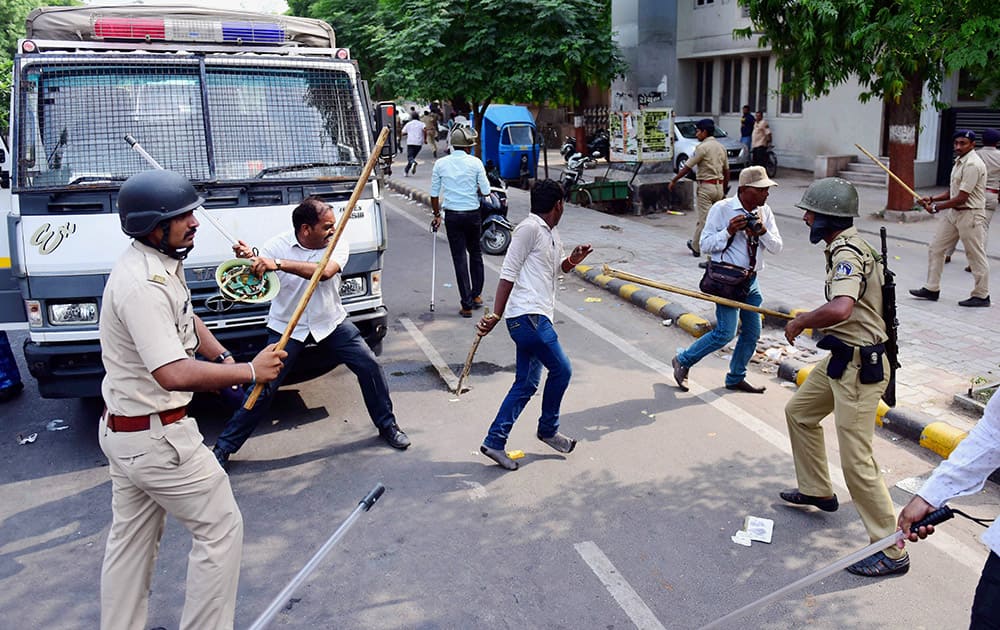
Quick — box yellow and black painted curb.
[385,177,432,206]
[776,360,968,459]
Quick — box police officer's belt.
[817,335,885,384]
[106,406,187,432]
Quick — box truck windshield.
[15,59,367,190]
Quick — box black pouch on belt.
[857,343,886,384]
[817,334,853,379]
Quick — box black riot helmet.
[117,170,204,259]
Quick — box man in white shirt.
[474,180,593,470]
[672,166,782,394]
[213,197,410,469]
[431,126,491,317]
[401,113,426,176]
[897,391,1000,627]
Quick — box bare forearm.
[153,358,254,392]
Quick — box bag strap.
[718,230,759,271]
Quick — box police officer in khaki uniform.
[910,129,990,307]
[668,118,729,257]
[946,127,1000,268]
[99,170,286,630]
[780,178,910,577]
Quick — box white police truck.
[0,5,397,398]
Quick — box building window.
[722,58,742,113]
[695,0,715,6]
[747,56,769,112]
[780,69,803,114]
[695,61,713,113]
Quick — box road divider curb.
[386,178,431,206]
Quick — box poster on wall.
[609,108,673,162]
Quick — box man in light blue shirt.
[672,166,782,393]
[431,126,491,317]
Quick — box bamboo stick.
[854,143,922,202]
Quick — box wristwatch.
[274,258,283,270]
[930,203,938,214]
[214,350,233,363]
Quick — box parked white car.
[667,116,750,176]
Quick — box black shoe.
[846,550,910,577]
[698,261,708,269]
[671,355,689,391]
[964,266,972,273]
[725,380,766,394]
[909,287,939,301]
[212,445,231,472]
[958,295,990,307]
[779,489,839,512]
[686,239,700,257]
[944,255,951,263]
[0,381,24,403]
[379,423,411,449]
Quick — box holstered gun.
[879,227,900,407]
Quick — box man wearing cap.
[669,118,729,257]
[911,129,990,307]
[431,126,491,317]
[947,127,1000,268]
[781,177,909,577]
[672,166,782,394]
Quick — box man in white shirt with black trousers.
[475,179,593,470]
[213,196,410,470]
[672,165,783,394]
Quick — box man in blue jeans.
[213,197,410,470]
[672,166,783,394]
[475,180,593,470]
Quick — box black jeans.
[971,551,1000,629]
[751,146,769,166]
[444,210,484,310]
[215,321,396,454]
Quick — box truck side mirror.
[375,101,398,159]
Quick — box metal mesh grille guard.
[17,58,367,190]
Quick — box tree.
[1,0,76,136]
[291,0,626,156]
[737,0,1000,210]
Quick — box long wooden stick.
[602,265,795,320]
[244,127,390,409]
[454,309,490,396]
[854,143,922,202]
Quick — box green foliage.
[736,0,1000,107]
[0,0,77,135]
[291,0,625,109]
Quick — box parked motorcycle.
[559,151,600,201]
[587,129,610,162]
[481,163,514,255]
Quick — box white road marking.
[388,201,985,573]
[575,541,667,630]
[398,317,459,392]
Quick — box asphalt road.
[0,190,997,629]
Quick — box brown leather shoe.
[459,308,473,318]
[472,296,484,308]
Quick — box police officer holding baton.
[98,170,286,630]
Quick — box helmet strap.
[152,218,193,260]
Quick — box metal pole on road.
[247,483,387,630]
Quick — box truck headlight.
[339,277,367,298]
[48,301,99,326]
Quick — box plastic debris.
[744,516,774,543]
[662,319,673,326]
[443,283,453,288]
[585,297,602,303]
[667,210,685,216]
[507,450,525,460]
[46,419,69,431]
[731,530,752,547]
[16,432,37,445]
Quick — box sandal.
[846,550,910,577]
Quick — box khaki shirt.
[687,135,727,181]
[950,149,987,211]
[100,241,197,416]
[977,146,1000,192]
[823,227,887,347]
[752,119,771,148]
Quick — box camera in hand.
[743,210,765,235]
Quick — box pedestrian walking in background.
[910,129,991,307]
[897,391,1000,628]
[781,177,909,577]
[213,197,411,471]
[98,170,286,630]
[668,118,729,258]
[431,126,491,317]
[945,127,1000,270]
[751,110,772,167]
[672,166,782,394]
[421,109,439,158]
[402,113,425,176]
[475,180,593,470]
[740,104,755,154]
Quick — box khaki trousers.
[785,353,904,559]
[927,208,991,298]
[692,182,724,254]
[945,194,996,256]
[99,414,243,630]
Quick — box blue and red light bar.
[92,16,287,44]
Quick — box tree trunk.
[884,74,923,211]
[471,99,491,160]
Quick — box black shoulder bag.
[698,233,758,303]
